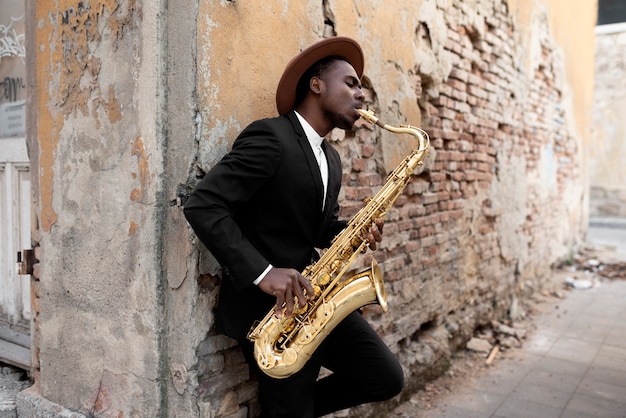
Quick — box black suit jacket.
[184,111,347,340]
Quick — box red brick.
[362,144,376,158]
[419,225,436,237]
[440,108,458,120]
[446,78,467,91]
[442,129,460,141]
[358,173,383,187]
[449,68,470,82]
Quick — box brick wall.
[193,1,585,417]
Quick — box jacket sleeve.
[184,121,281,291]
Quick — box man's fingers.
[274,291,285,318]
[293,280,307,308]
[367,231,376,250]
[371,223,382,242]
[298,275,315,302]
[365,218,384,251]
[264,269,315,318]
[284,286,294,317]
[376,217,384,234]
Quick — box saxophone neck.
[356,108,430,152]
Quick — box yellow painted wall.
[196,0,324,169]
[195,0,431,172]
[508,0,597,145]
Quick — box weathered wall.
[590,23,626,217]
[20,0,168,416]
[19,0,596,417]
[184,1,595,417]
[181,0,595,417]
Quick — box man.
[184,36,403,417]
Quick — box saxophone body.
[247,109,430,379]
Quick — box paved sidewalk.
[407,278,626,418]
[587,217,626,260]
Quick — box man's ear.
[310,76,322,95]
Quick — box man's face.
[316,60,365,130]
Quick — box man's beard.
[326,109,355,131]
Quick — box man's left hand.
[366,218,384,251]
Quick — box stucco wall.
[22,0,168,416]
[19,0,596,417]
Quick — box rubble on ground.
[558,247,626,278]
[0,364,31,415]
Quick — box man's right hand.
[258,267,314,318]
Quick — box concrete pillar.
[19,1,169,416]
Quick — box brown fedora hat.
[275,36,364,116]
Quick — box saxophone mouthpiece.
[356,108,379,125]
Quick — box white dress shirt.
[295,111,328,207]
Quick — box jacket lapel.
[287,112,326,211]
[321,140,338,217]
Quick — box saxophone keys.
[312,302,334,328]
[313,285,322,297]
[293,303,308,316]
[257,353,275,369]
[296,324,316,344]
[279,317,295,333]
[316,271,331,286]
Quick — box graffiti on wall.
[0,16,26,62]
[0,14,26,137]
[1,76,25,102]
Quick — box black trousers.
[241,311,404,418]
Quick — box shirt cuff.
[253,264,273,285]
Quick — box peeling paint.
[37,4,61,232]
[106,85,123,123]
[24,0,596,416]
[37,0,143,231]
[128,220,138,235]
[130,136,148,203]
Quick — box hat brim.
[276,36,364,116]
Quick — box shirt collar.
[294,111,324,148]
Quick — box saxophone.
[247,109,430,378]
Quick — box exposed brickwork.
[192,2,583,417]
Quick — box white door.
[0,136,31,328]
